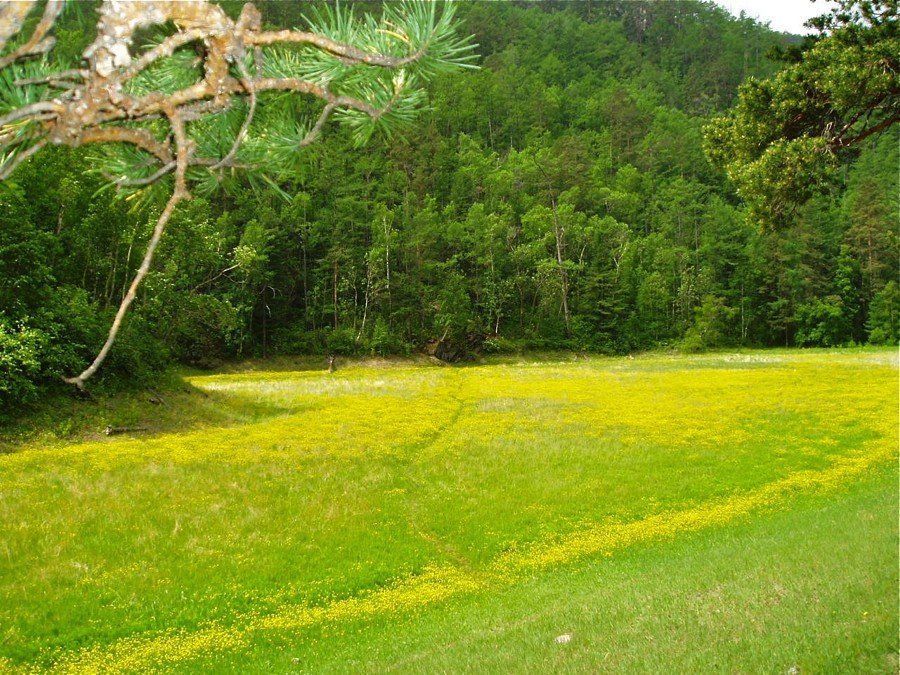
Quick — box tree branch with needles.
[0,0,475,387]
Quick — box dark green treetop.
[705,0,898,227]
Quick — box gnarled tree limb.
[64,106,190,390]
[0,0,468,387]
[0,0,64,69]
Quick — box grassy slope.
[215,469,898,673]
[0,350,896,672]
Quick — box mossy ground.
[0,350,896,672]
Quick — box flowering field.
[1,350,897,672]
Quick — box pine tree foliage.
[705,0,899,227]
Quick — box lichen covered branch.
[64,107,190,389]
[0,0,64,69]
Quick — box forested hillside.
[1,0,897,406]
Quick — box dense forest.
[1,0,897,407]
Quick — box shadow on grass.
[182,354,334,376]
[0,372,300,454]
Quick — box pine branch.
[0,0,64,69]
[0,0,476,385]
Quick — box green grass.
[0,349,896,672]
[206,468,899,673]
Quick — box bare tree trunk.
[333,259,339,329]
[105,237,121,307]
[120,229,135,300]
[740,280,749,345]
[301,222,308,325]
[357,265,371,341]
[490,254,501,334]
[262,294,267,359]
[383,215,391,315]
[64,188,183,388]
[551,196,571,335]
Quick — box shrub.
[482,335,520,354]
[0,319,48,408]
[156,295,241,366]
[325,327,358,356]
[681,295,733,352]
[47,287,167,389]
[369,316,409,356]
[795,296,851,347]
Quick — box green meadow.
[1,350,897,672]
